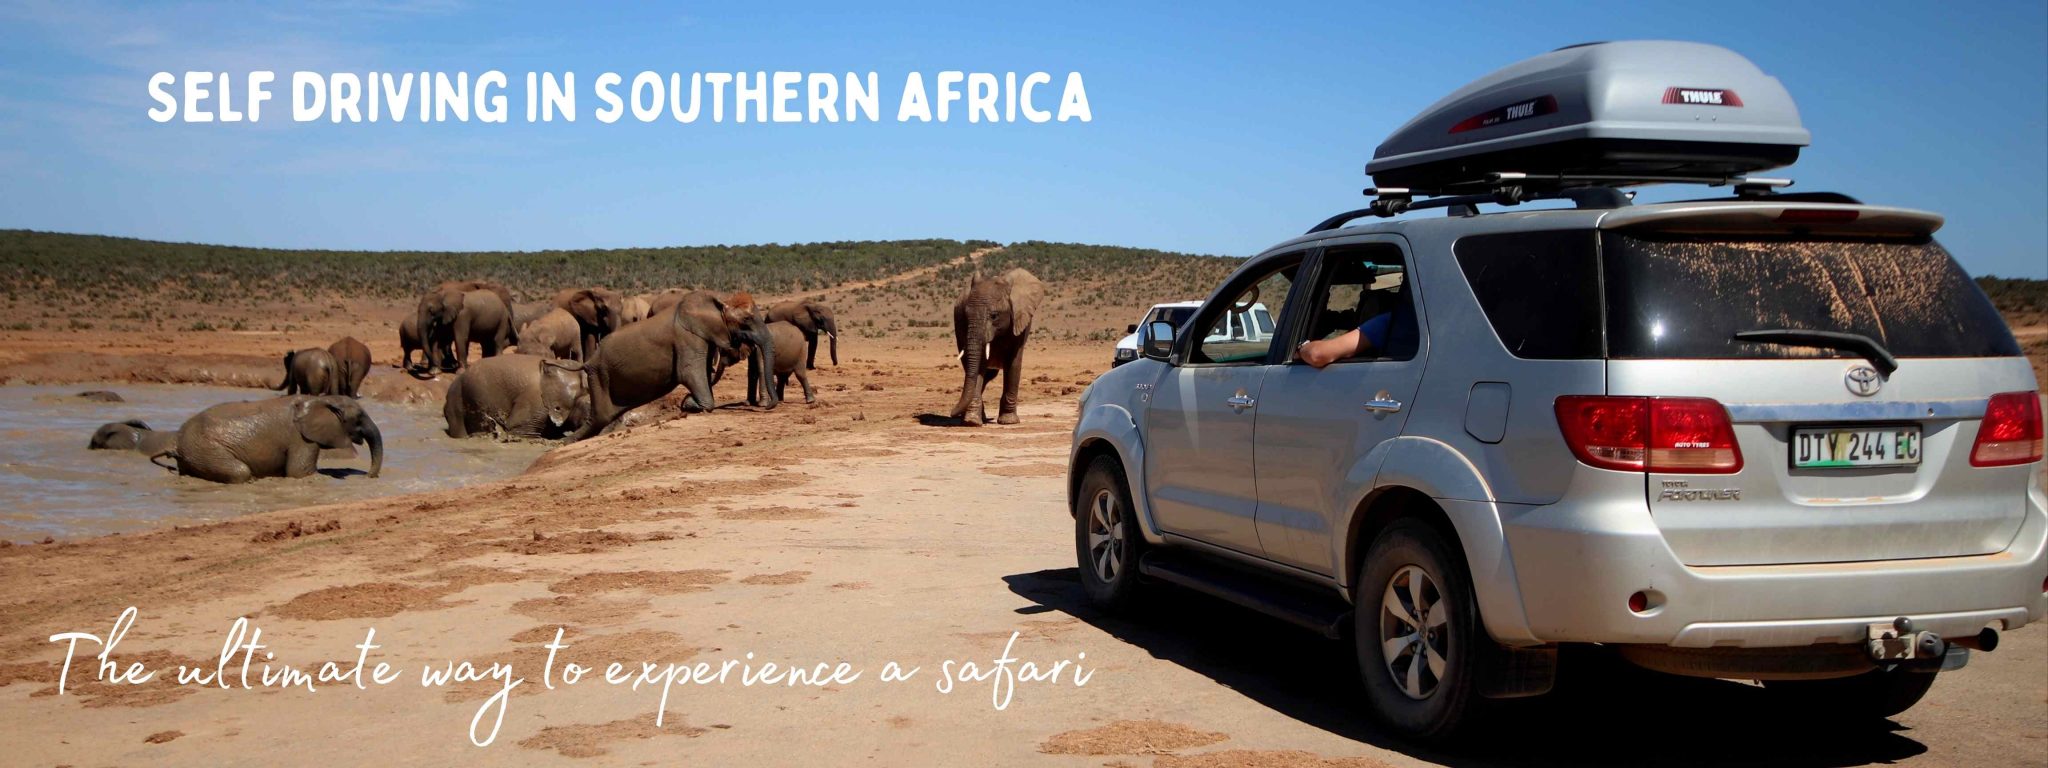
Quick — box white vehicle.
[1114,301,1272,367]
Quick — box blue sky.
[1,1,2043,278]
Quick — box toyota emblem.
[1844,365,1884,397]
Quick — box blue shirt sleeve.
[1358,312,1392,349]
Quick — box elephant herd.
[421,281,845,442]
[81,265,1044,486]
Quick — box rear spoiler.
[1598,203,1943,238]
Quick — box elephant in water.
[329,336,372,397]
[951,268,1043,425]
[272,347,341,396]
[573,290,771,440]
[443,353,590,440]
[89,420,177,456]
[160,395,383,483]
[765,300,840,369]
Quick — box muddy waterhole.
[0,384,548,540]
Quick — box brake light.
[1555,396,1743,474]
[1776,208,1859,224]
[1971,391,2044,467]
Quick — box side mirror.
[1142,321,1177,362]
[1125,323,1138,334]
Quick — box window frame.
[1174,251,1311,368]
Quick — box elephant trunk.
[357,416,384,478]
[825,318,839,366]
[955,300,989,422]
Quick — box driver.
[1297,290,1413,368]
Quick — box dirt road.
[0,338,2043,767]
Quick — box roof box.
[1367,41,1810,191]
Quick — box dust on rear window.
[1602,233,2020,360]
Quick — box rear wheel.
[1355,519,1482,740]
[1075,456,1143,609]
[1761,666,1939,720]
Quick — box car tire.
[1075,456,1143,609]
[1760,666,1939,720]
[1354,519,1482,740]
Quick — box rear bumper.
[1501,476,2048,648]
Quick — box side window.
[1454,231,1602,359]
[1190,258,1298,365]
[1302,244,1418,362]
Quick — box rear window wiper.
[1732,329,1899,377]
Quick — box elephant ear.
[293,398,351,449]
[1005,270,1045,335]
[542,358,584,372]
[556,290,598,326]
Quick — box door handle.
[1364,397,1403,413]
[1225,394,1257,411]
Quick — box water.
[0,384,549,540]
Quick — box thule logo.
[1505,100,1538,119]
[1661,87,1744,107]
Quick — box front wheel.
[1075,456,1143,609]
[1760,666,1938,720]
[1355,519,1483,740]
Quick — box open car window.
[1302,244,1417,362]
[1189,258,1299,365]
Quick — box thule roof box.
[1366,41,1810,193]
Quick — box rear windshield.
[1603,233,2020,360]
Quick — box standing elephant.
[398,314,427,371]
[766,300,841,369]
[161,396,383,483]
[552,287,629,362]
[443,354,590,439]
[416,281,515,373]
[710,316,803,407]
[754,320,815,404]
[271,347,341,396]
[621,295,652,325]
[951,268,1043,425]
[573,290,770,439]
[328,336,372,397]
[89,420,178,456]
[517,308,584,361]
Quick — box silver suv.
[1066,40,2047,739]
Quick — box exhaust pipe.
[1950,627,2000,652]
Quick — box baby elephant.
[442,353,589,440]
[272,347,341,395]
[164,396,383,483]
[717,320,814,405]
[88,419,178,456]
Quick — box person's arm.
[1297,312,1391,369]
[1298,327,1368,368]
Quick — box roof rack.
[1306,173,1799,234]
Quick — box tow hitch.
[1867,617,1988,672]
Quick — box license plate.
[1792,426,1921,469]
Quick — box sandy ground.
[1,311,2044,766]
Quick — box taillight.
[1555,396,1743,474]
[1971,391,2044,467]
